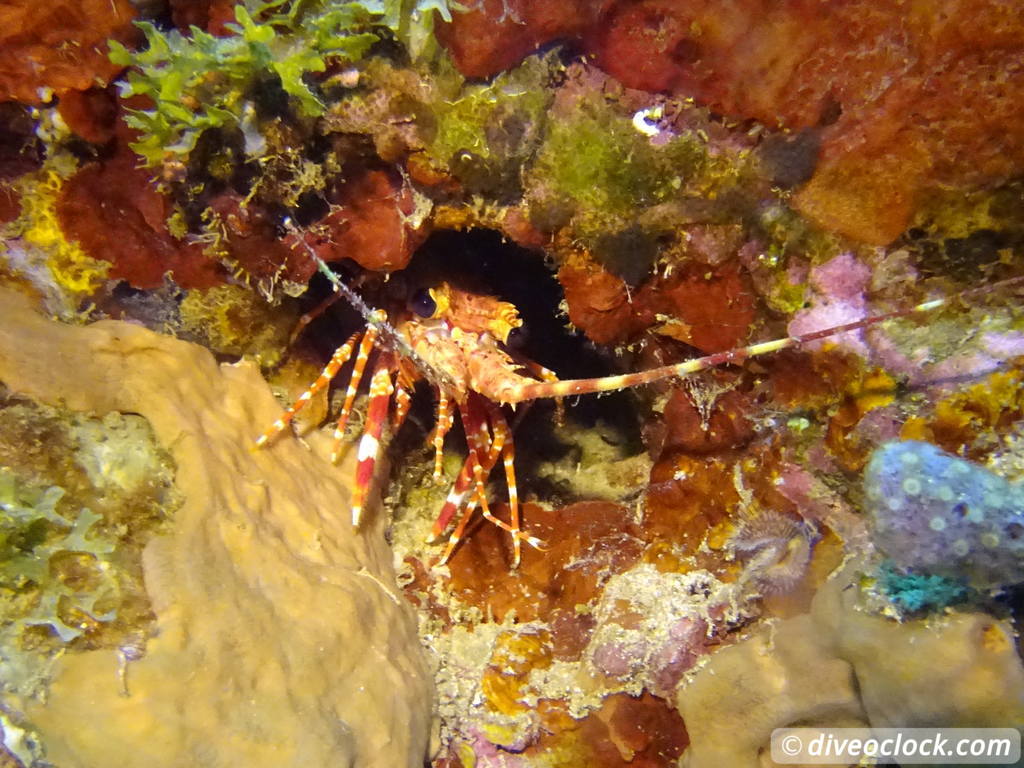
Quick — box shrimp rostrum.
[256,273,1024,567]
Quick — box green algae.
[523,84,764,286]
[528,96,710,236]
[110,3,379,166]
[0,393,177,708]
[427,54,556,200]
[109,0,459,168]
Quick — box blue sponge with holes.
[864,440,1024,592]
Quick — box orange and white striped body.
[256,274,1024,567]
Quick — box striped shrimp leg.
[392,380,413,432]
[255,329,362,448]
[330,318,383,463]
[481,400,540,566]
[350,366,394,526]
[431,397,497,540]
[438,400,496,565]
[437,396,544,565]
[429,391,454,481]
[431,450,478,540]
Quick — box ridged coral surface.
[0,288,434,768]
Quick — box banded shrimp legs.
[256,268,1024,567]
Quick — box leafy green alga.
[109,0,457,167]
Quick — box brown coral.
[558,252,755,351]
[593,0,1024,244]
[437,0,601,79]
[169,0,237,34]
[56,87,119,145]
[442,0,1024,245]
[207,192,315,289]
[447,501,644,658]
[679,563,1024,767]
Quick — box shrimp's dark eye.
[411,288,437,318]
[507,324,528,349]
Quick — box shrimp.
[256,269,1024,567]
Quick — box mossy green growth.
[526,92,737,252]
[535,101,698,217]
[179,284,298,367]
[427,54,556,198]
[753,204,842,314]
[0,396,177,667]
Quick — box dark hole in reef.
[942,229,1012,275]
[952,503,968,518]
[249,70,293,122]
[0,101,43,177]
[997,583,1024,646]
[758,128,821,189]
[902,225,1020,283]
[130,0,174,26]
[183,125,246,208]
[671,37,701,65]
[1008,522,1023,541]
[818,96,843,127]
[290,190,330,227]
[297,228,645,501]
[592,225,663,287]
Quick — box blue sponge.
[864,440,1024,592]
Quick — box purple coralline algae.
[865,440,1024,592]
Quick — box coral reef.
[0,469,118,644]
[440,0,1024,245]
[56,139,225,291]
[4,162,111,299]
[679,613,866,768]
[0,392,179,766]
[108,3,381,167]
[178,283,298,366]
[0,2,1022,765]
[0,287,434,767]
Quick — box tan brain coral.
[0,288,435,768]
